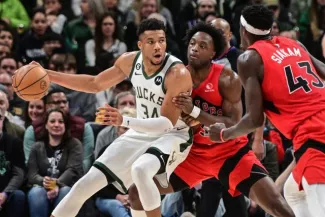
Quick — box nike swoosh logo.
[135,72,142,75]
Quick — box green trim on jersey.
[93,161,128,193]
[142,54,170,80]
[161,61,183,94]
[129,51,141,80]
[180,128,194,152]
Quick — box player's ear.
[137,41,142,50]
[211,51,216,60]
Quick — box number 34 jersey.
[130,51,187,131]
[249,36,325,147]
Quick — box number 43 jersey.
[130,51,187,131]
[249,36,325,145]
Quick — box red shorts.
[292,110,325,190]
[173,139,267,197]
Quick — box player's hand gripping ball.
[12,61,50,101]
[96,104,123,126]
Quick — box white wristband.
[189,106,200,118]
[121,116,130,127]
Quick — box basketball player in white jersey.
[23,18,193,217]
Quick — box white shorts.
[284,173,325,217]
[94,128,193,193]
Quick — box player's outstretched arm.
[221,50,265,141]
[43,52,136,93]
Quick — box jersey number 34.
[284,61,324,94]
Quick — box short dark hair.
[137,18,166,37]
[242,5,273,34]
[185,22,226,59]
[45,89,66,104]
[38,108,72,144]
[0,55,18,68]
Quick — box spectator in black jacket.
[0,108,26,217]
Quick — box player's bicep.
[94,53,134,91]
[238,52,264,126]
[220,68,242,123]
[160,66,192,125]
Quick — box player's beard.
[150,60,163,66]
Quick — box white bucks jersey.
[130,52,187,130]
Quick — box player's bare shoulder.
[115,52,139,76]
[165,63,192,89]
[219,67,241,102]
[237,49,264,80]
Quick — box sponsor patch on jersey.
[155,76,163,85]
[205,83,215,92]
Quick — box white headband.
[240,15,271,35]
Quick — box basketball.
[12,64,50,101]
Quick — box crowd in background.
[0,0,324,217]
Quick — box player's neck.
[189,63,211,82]
[142,60,161,76]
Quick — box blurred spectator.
[204,11,219,23]
[44,0,68,34]
[0,27,16,53]
[24,90,94,172]
[0,90,24,139]
[42,31,65,62]
[96,79,133,108]
[0,42,10,59]
[94,91,136,158]
[118,0,134,13]
[178,0,217,61]
[124,0,175,51]
[0,107,26,217]
[0,0,31,30]
[0,73,26,120]
[50,54,97,121]
[265,0,294,31]
[280,30,298,39]
[298,0,325,61]
[17,8,50,65]
[64,0,105,72]
[0,56,17,76]
[271,21,280,36]
[27,108,83,217]
[104,0,127,28]
[85,12,127,68]
[23,99,46,129]
[95,107,136,217]
[211,18,242,72]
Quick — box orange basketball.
[12,64,50,101]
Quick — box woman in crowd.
[27,108,83,217]
[85,12,127,69]
[23,98,46,129]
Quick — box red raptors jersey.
[190,64,248,153]
[249,36,325,188]
[249,36,325,148]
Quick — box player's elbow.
[91,76,105,93]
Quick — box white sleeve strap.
[121,116,174,134]
[189,106,201,118]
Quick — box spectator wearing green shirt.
[0,0,30,31]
